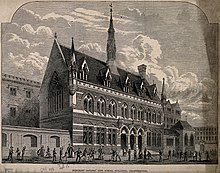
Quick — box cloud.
[31,41,44,47]
[78,43,104,53]
[7,33,30,48]
[21,24,53,37]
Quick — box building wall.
[39,41,72,130]
[195,126,217,144]
[1,74,41,125]
[2,125,70,158]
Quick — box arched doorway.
[130,134,135,150]
[138,135,142,150]
[120,127,128,150]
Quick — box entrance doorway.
[121,134,127,149]
[138,135,142,150]
[130,134,135,150]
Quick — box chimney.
[138,64,147,79]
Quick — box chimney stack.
[138,64,147,79]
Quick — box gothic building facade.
[39,7,164,153]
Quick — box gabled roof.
[164,129,180,136]
[171,120,194,131]
[53,42,161,103]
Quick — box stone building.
[39,6,164,153]
[1,73,41,127]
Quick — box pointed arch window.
[79,59,89,80]
[48,72,63,114]
[97,97,106,115]
[121,102,128,119]
[138,107,144,121]
[147,109,151,123]
[157,112,162,124]
[84,94,94,113]
[104,68,112,87]
[152,111,156,123]
[123,76,130,93]
[131,105,137,120]
[109,100,117,117]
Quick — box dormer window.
[139,81,145,96]
[79,58,89,80]
[123,76,130,93]
[104,68,112,87]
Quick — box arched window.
[83,126,93,144]
[97,97,106,115]
[84,94,94,113]
[152,111,156,123]
[23,134,37,147]
[48,72,63,114]
[157,112,161,124]
[147,109,151,123]
[131,105,137,120]
[80,59,89,80]
[190,134,194,146]
[138,107,144,121]
[121,103,128,119]
[104,68,112,87]
[50,136,60,148]
[109,100,117,117]
[184,133,188,146]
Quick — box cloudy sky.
[2,1,218,127]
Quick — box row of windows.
[146,132,162,147]
[83,127,117,145]
[197,136,217,141]
[184,133,194,146]
[48,89,64,113]
[9,87,32,98]
[166,108,180,115]
[83,94,162,123]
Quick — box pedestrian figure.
[82,148,87,161]
[134,149,137,160]
[8,146,13,161]
[193,151,197,161]
[21,146,26,160]
[184,151,188,161]
[63,151,68,161]
[138,150,143,159]
[75,148,82,162]
[206,151,210,161]
[59,147,63,162]
[16,148,21,159]
[179,151,183,161]
[115,150,121,162]
[168,150,171,160]
[37,148,41,158]
[147,151,153,160]
[144,148,147,159]
[199,152,202,161]
[52,148,57,162]
[159,150,163,162]
[40,145,45,157]
[128,149,131,161]
[45,146,51,158]
[110,148,115,161]
[172,150,175,157]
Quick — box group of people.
[7,146,26,162]
[126,148,154,161]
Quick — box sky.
[2,1,218,127]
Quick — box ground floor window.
[83,126,93,144]
[167,138,173,146]
[2,133,7,147]
[157,133,162,147]
[96,127,105,145]
[108,129,117,145]
[147,132,151,146]
[152,132,156,146]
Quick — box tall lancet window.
[48,72,63,114]
[109,99,117,117]
[84,94,94,113]
[138,107,144,121]
[131,105,137,120]
[104,68,112,87]
[80,58,89,80]
[121,102,128,119]
[97,97,106,116]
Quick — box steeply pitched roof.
[164,129,180,136]
[56,43,161,103]
[171,120,194,131]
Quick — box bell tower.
[106,3,119,75]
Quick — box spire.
[54,32,57,39]
[161,78,167,104]
[106,3,118,75]
[71,37,76,65]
